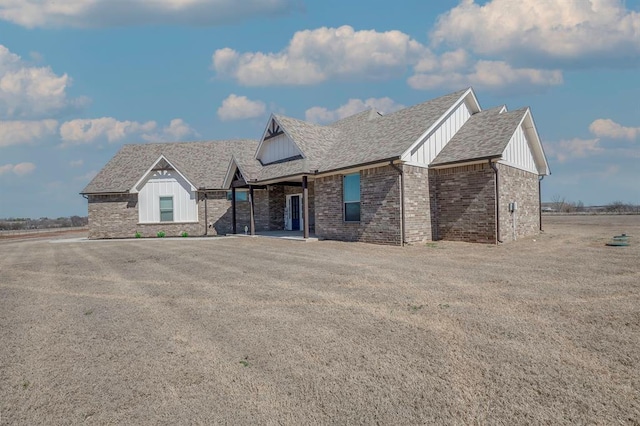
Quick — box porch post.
[231,187,237,234]
[302,176,309,239]
[249,185,255,236]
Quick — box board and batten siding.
[499,124,537,174]
[404,101,471,166]
[258,133,302,165]
[138,170,198,223]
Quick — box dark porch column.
[249,185,255,236]
[231,187,237,234]
[302,176,309,239]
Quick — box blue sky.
[0,0,638,218]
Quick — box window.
[159,196,173,222]
[226,191,248,202]
[343,173,360,222]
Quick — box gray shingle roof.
[82,139,258,194]
[87,88,535,193]
[317,88,469,172]
[430,107,527,167]
[274,115,340,170]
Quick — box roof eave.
[429,155,502,169]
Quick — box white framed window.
[159,196,173,222]
[343,173,360,222]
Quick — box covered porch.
[229,173,315,240]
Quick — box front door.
[285,194,303,231]
[291,195,300,230]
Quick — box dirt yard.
[1,216,638,424]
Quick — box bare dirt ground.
[0,216,638,425]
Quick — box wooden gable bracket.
[264,119,284,141]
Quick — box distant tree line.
[0,216,88,230]
[547,195,639,214]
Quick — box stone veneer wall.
[429,163,496,244]
[497,163,540,242]
[315,165,401,245]
[402,164,432,243]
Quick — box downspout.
[538,175,544,232]
[489,160,502,244]
[390,161,405,247]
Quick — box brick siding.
[403,164,432,243]
[497,163,540,242]
[429,163,497,243]
[315,165,401,245]
[87,184,315,239]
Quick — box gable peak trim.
[130,154,196,193]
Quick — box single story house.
[81,87,550,245]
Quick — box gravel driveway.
[1,215,639,424]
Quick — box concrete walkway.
[234,230,319,242]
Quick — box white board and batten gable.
[499,109,550,176]
[132,155,198,224]
[256,116,303,165]
[401,88,481,167]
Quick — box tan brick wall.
[429,163,497,244]
[87,194,140,239]
[403,164,432,243]
[497,163,540,242]
[87,189,271,239]
[315,165,401,245]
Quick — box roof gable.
[430,107,550,175]
[256,117,304,165]
[81,139,259,194]
[131,154,196,193]
[316,88,472,173]
[430,107,524,167]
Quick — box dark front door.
[291,195,300,230]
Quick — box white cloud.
[0,162,36,176]
[409,58,563,92]
[0,0,297,28]
[0,119,58,147]
[141,118,199,142]
[589,119,640,140]
[59,117,198,146]
[212,25,427,86]
[305,97,405,124]
[69,159,83,167]
[432,0,640,67]
[547,138,604,163]
[59,117,157,146]
[217,94,266,121]
[0,45,87,119]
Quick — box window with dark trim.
[159,196,173,222]
[343,173,360,222]
[226,191,248,202]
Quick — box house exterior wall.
[497,163,540,242]
[429,163,496,244]
[87,189,271,239]
[315,165,401,245]
[265,183,315,232]
[137,170,198,223]
[402,164,432,243]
